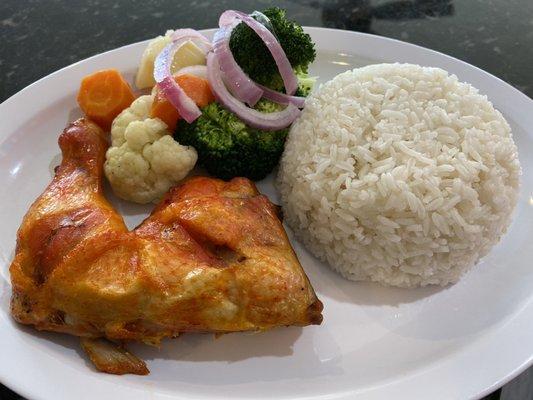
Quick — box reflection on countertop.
[321,0,455,33]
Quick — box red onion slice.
[212,25,263,106]
[207,52,300,131]
[154,35,212,123]
[258,84,306,108]
[175,65,208,79]
[171,29,212,53]
[219,10,298,95]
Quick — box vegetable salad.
[75,7,317,203]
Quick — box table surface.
[0,0,531,399]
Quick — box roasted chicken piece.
[10,119,323,374]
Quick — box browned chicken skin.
[10,118,323,374]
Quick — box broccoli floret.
[254,98,285,113]
[229,7,316,91]
[294,69,317,97]
[175,102,288,181]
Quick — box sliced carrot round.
[77,69,135,131]
[151,89,180,131]
[150,74,215,131]
[175,74,215,107]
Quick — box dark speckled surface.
[1,0,532,399]
[0,0,532,102]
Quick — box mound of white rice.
[278,63,520,287]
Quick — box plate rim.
[1,27,533,400]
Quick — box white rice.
[277,63,521,287]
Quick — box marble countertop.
[0,0,532,102]
[0,0,532,399]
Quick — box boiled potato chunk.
[135,32,206,89]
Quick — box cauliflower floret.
[104,95,197,204]
[110,95,154,147]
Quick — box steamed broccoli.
[175,102,288,181]
[229,7,316,91]
[294,69,317,97]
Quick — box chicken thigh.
[10,119,323,374]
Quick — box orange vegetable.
[77,69,135,131]
[175,74,215,108]
[150,74,215,131]
[151,89,180,131]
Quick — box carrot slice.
[77,69,135,131]
[150,74,215,131]
[175,74,215,108]
[151,89,180,131]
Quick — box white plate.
[1,27,532,400]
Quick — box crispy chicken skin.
[10,119,322,371]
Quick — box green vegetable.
[229,7,316,91]
[294,68,317,97]
[175,102,288,181]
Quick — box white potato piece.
[135,31,207,89]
